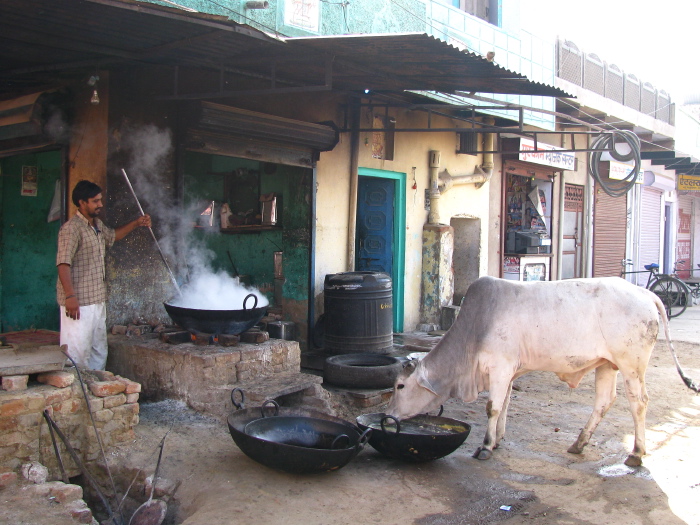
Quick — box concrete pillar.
[419,223,454,326]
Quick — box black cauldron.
[227,390,370,474]
[164,293,267,335]
[356,411,470,462]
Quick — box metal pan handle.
[331,434,351,450]
[380,415,401,435]
[357,427,372,450]
[231,388,246,410]
[261,399,280,418]
[243,293,258,310]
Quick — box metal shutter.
[638,188,662,285]
[676,195,693,278]
[593,180,628,277]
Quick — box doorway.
[0,150,64,331]
[355,169,406,332]
[562,184,584,279]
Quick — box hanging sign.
[21,166,38,196]
[677,174,700,192]
[518,138,576,171]
[284,0,320,32]
[606,160,643,183]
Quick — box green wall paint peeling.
[0,151,62,332]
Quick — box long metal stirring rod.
[120,169,182,297]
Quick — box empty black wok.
[356,411,471,462]
[228,389,371,474]
[244,416,356,450]
[164,293,267,335]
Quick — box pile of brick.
[0,368,141,478]
[0,462,98,524]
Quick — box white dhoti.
[59,302,108,370]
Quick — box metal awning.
[642,152,700,176]
[281,34,569,97]
[0,0,569,100]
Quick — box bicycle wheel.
[649,276,688,318]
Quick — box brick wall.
[0,369,140,478]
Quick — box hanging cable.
[588,130,641,197]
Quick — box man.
[57,180,151,370]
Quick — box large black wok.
[228,389,371,474]
[356,411,470,462]
[164,293,267,335]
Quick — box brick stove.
[106,329,327,419]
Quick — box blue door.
[356,176,394,273]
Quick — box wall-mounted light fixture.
[87,74,100,105]
[245,1,269,8]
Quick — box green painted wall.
[183,153,310,305]
[143,0,425,36]
[0,151,62,332]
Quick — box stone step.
[190,371,325,419]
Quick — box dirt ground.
[100,339,700,525]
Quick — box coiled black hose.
[588,130,641,197]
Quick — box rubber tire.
[323,353,402,389]
[650,276,688,318]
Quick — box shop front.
[501,138,575,282]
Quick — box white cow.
[387,276,699,467]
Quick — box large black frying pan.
[164,293,267,335]
[356,411,470,462]
[227,389,370,474]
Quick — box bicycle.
[620,259,688,318]
[673,260,700,306]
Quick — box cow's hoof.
[473,448,492,460]
[567,444,584,455]
[624,455,642,467]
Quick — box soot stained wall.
[183,152,311,317]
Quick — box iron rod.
[120,169,182,297]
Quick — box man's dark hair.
[72,180,102,206]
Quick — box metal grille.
[557,39,582,86]
[605,63,624,104]
[624,73,640,111]
[457,132,477,155]
[593,181,628,277]
[641,81,656,117]
[583,52,605,95]
[656,90,671,123]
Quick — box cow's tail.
[654,294,700,393]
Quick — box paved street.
[669,304,700,344]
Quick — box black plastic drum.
[323,272,393,354]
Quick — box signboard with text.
[518,138,576,171]
[678,174,700,192]
[606,160,642,183]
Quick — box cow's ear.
[417,366,438,396]
[403,359,418,373]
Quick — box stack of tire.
[323,353,402,390]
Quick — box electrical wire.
[587,130,641,197]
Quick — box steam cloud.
[117,123,268,310]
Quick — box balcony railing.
[556,38,674,125]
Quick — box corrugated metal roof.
[283,34,567,97]
[0,0,570,99]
